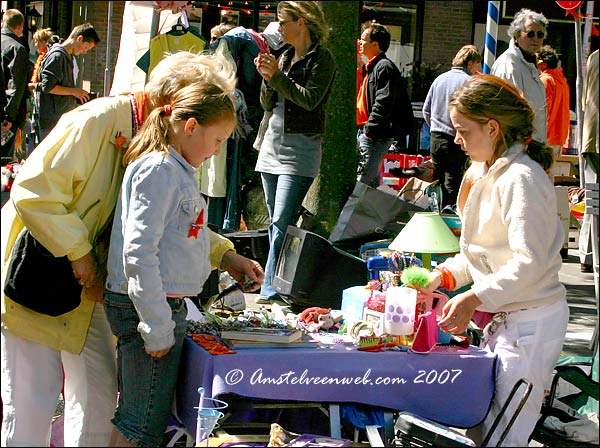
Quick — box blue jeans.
[259,173,314,299]
[103,293,188,447]
[357,130,394,189]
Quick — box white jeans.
[468,299,569,447]
[579,161,596,266]
[1,304,117,447]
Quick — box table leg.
[366,425,385,446]
[329,404,342,438]
[384,411,395,443]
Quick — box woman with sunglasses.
[253,1,337,304]
[492,8,549,143]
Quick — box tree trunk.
[302,1,360,238]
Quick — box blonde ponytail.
[123,108,172,166]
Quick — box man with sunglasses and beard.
[492,8,549,143]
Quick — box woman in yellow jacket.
[0,52,263,447]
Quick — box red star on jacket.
[188,208,204,239]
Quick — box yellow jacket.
[1,96,233,354]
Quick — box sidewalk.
[559,248,597,357]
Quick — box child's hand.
[415,270,443,296]
[220,250,265,292]
[438,291,481,335]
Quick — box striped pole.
[483,1,500,74]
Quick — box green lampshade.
[388,212,460,269]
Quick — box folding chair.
[391,378,532,447]
[529,345,599,447]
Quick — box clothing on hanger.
[144,30,206,76]
[136,9,206,75]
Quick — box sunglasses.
[523,30,546,39]
[278,19,297,26]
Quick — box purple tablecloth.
[176,337,497,435]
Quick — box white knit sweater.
[440,143,566,313]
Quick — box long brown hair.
[449,74,553,171]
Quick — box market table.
[175,336,497,439]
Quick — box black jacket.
[39,45,78,130]
[1,28,32,128]
[362,52,414,142]
[211,27,263,110]
[260,41,337,135]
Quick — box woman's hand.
[438,291,481,335]
[71,252,104,302]
[220,250,265,292]
[254,52,278,81]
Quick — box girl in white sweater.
[420,74,568,446]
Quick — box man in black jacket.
[38,23,99,142]
[356,22,414,188]
[1,9,32,162]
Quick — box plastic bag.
[329,182,426,244]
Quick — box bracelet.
[434,267,455,290]
[440,267,455,290]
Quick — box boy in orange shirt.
[538,45,570,159]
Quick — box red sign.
[555,1,583,10]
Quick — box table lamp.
[388,212,459,270]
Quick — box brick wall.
[421,1,474,72]
[77,1,125,96]
[70,1,475,97]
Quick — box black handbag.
[4,229,82,316]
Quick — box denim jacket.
[260,41,337,135]
[106,149,211,351]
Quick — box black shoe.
[581,264,593,273]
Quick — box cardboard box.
[550,161,573,178]
[382,176,409,191]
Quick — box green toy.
[400,266,431,289]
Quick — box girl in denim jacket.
[104,60,238,447]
